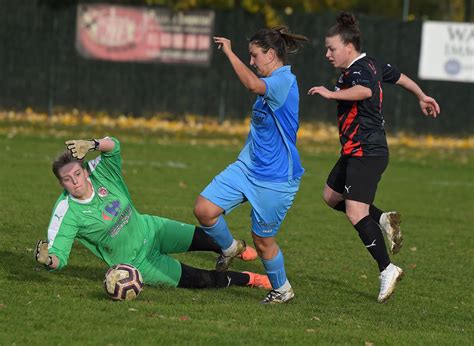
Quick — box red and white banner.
[76,4,215,65]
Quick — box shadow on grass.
[1,250,105,283]
[310,274,375,302]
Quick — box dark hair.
[326,12,361,51]
[249,26,309,64]
[52,150,83,180]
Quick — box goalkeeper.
[35,137,270,291]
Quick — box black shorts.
[326,156,389,204]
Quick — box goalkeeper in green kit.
[35,137,271,291]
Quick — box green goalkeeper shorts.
[136,216,195,287]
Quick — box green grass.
[0,128,472,345]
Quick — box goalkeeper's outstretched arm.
[35,240,60,269]
[64,137,116,159]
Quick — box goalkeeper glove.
[35,240,52,266]
[65,139,99,160]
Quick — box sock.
[200,215,233,251]
[187,227,221,253]
[333,201,384,225]
[261,249,288,290]
[222,239,238,256]
[369,205,384,225]
[178,263,248,288]
[354,215,390,272]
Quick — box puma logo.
[344,185,351,193]
[365,239,377,248]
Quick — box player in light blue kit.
[194,27,309,304]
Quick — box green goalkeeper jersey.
[47,138,153,270]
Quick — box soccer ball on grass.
[104,263,144,301]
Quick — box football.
[104,263,144,301]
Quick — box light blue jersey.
[237,65,304,182]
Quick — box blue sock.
[200,215,233,250]
[261,249,287,290]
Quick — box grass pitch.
[0,129,472,345]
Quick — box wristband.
[91,139,100,151]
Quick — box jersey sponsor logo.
[102,200,121,221]
[109,204,132,237]
[98,186,109,198]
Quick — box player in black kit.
[308,11,440,303]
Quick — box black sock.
[177,263,249,288]
[333,201,384,224]
[369,205,383,225]
[354,215,390,272]
[187,227,220,253]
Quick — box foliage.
[139,0,469,24]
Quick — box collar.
[346,53,366,69]
[69,178,95,204]
[269,65,290,76]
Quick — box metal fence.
[1,0,473,134]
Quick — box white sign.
[418,21,474,83]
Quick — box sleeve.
[46,197,78,270]
[381,62,401,84]
[345,67,373,88]
[87,137,121,181]
[262,73,294,112]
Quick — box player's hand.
[307,86,334,99]
[35,240,52,266]
[213,36,232,55]
[65,139,96,159]
[419,96,440,118]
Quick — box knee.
[323,186,342,208]
[322,190,332,207]
[193,198,220,226]
[193,203,210,225]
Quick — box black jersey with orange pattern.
[334,55,401,157]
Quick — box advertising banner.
[76,4,215,65]
[418,21,474,83]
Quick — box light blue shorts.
[200,162,301,237]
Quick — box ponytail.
[250,26,309,64]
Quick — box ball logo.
[102,200,121,221]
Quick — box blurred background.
[0,0,473,135]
